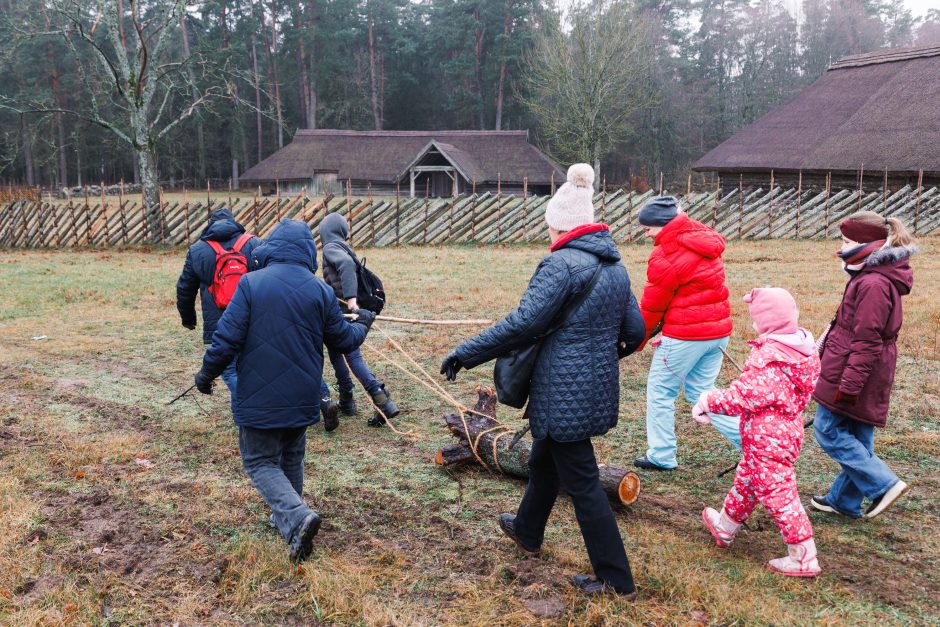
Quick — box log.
[436,387,640,506]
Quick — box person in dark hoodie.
[440,164,646,599]
[810,211,916,521]
[318,212,399,427]
[195,220,375,562]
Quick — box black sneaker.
[368,384,399,427]
[339,391,358,416]
[288,512,322,563]
[571,575,637,600]
[320,399,340,433]
[633,455,675,471]
[810,495,859,518]
[498,513,540,556]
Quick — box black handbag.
[493,261,605,408]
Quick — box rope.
[339,352,416,438]
[343,314,492,326]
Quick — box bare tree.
[522,2,653,180]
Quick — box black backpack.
[355,257,386,315]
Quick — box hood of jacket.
[252,220,318,272]
[748,332,820,394]
[200,208,246,242]
[319,212,350,247]
[553,225,621,263]
[862,244,916,296]
[656,213,726,259]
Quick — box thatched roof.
[693,45,940,176]
[240,130,564,185]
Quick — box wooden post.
[915,169,923,234]
[368,183,375,246]
[83,185,91,245]
[184,196,191,244]
[471,180,477,241]
[883,168,888,211]
[496,172,502,243]
[523,176,529,242]
[687,173,692,196]
[102,181,110,245]
[737,175,744,240]
[423,178,430,244]
[713,175,720,228]
[228,177,233,209]
[550,171,555,195]
[119,180,128,245]
[207,178,211,205]
[346,179,352,246]
[768,170,774,238]
[159,187,166,243]
[601,177,607,224]
[824,172,832,238]
[395,181,401,246]
[67,190,76,247]
[253,187,259,232]
[795,171,802,239]
[659,172,664,195]
[857,165,864,212]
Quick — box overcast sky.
[904,0,934,18]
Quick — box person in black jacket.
[440,164,646,599]
[318,212,399,427]
[195,220,375,562]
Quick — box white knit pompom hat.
[544,163,595,231]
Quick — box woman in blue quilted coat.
[441,164,646,599]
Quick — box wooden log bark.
[436,387,640,506]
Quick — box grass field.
[0,239,938,625]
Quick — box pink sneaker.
[767,538,821,577]
[702,507,740,548]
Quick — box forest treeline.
[1,0,938,202]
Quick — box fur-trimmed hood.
[862,244,915,296]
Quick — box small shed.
[693,45,940,190]
[239,130,564,197]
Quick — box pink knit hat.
[744,287,799,335]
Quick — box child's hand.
[692,393,711,425]
[346,297,359,311]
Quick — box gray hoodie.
[318,212,359,301]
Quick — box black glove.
[181,316,197,330]
[352,309,376,331]
[440,352,463,381]
[195,370,214,395]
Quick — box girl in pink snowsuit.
[693,287,822,577]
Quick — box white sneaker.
[702,507,740,548]
[767,538,821,577]
[865,481,909,519]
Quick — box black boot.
[339,390,358,416]
[320,398,340,432]
[367,384,399,427]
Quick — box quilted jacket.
[176,208,262,343]
[201,220,367,429]
[639,213,732,343]
[453,224,646,442]
[813,245,915,428]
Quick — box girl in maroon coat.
[811,211,916,520]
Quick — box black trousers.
[513,436,635,594]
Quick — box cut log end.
[434,450,444,466]
[617,471,641,505]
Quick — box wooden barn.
[239,130,564,197]
[693,45,940,190]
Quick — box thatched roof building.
[239,130,564,197]
[693,45,940,189]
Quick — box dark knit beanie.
[639,196,679,227]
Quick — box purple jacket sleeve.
[840,280,893,395]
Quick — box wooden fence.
[1,185,939,249]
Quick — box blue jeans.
[327,347,381,396]
[208,344,238,413]
[238,426,314,542]
[813,405,899,517]
[645,336,742,468]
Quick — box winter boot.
[702,507,741,548]
[339,390,358,416]
[320,398,340,433]
[367,384,399,427]
[767,538,821,577]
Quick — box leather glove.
[195,370,214,395]
[181,314,197,330]
[835,390,858,405]
[440,352,463,381]
[352,309,376,331]
[692,392,712,425]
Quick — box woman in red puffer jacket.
[633,197,739,472]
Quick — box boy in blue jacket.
[196,220,374,562]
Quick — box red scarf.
[550,223,609,251]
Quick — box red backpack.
[206,233,254,309]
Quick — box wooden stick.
[344,313,492,326]
[719,346,743,372]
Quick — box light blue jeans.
[645,336,742,468]
[813,405,899,518]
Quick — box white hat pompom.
[567,163,594,189]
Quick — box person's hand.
[650,337,662,348]
[346,297,359,311]
[440,352,463,381]
[352,309,376,331]
[181,314,197,330]
[835,390,858,405]
[692,393,711,425]
[195,370,214,395]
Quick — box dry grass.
[0,239,937,625]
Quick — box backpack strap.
[206,239,225,255]
[232,233,254,252]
